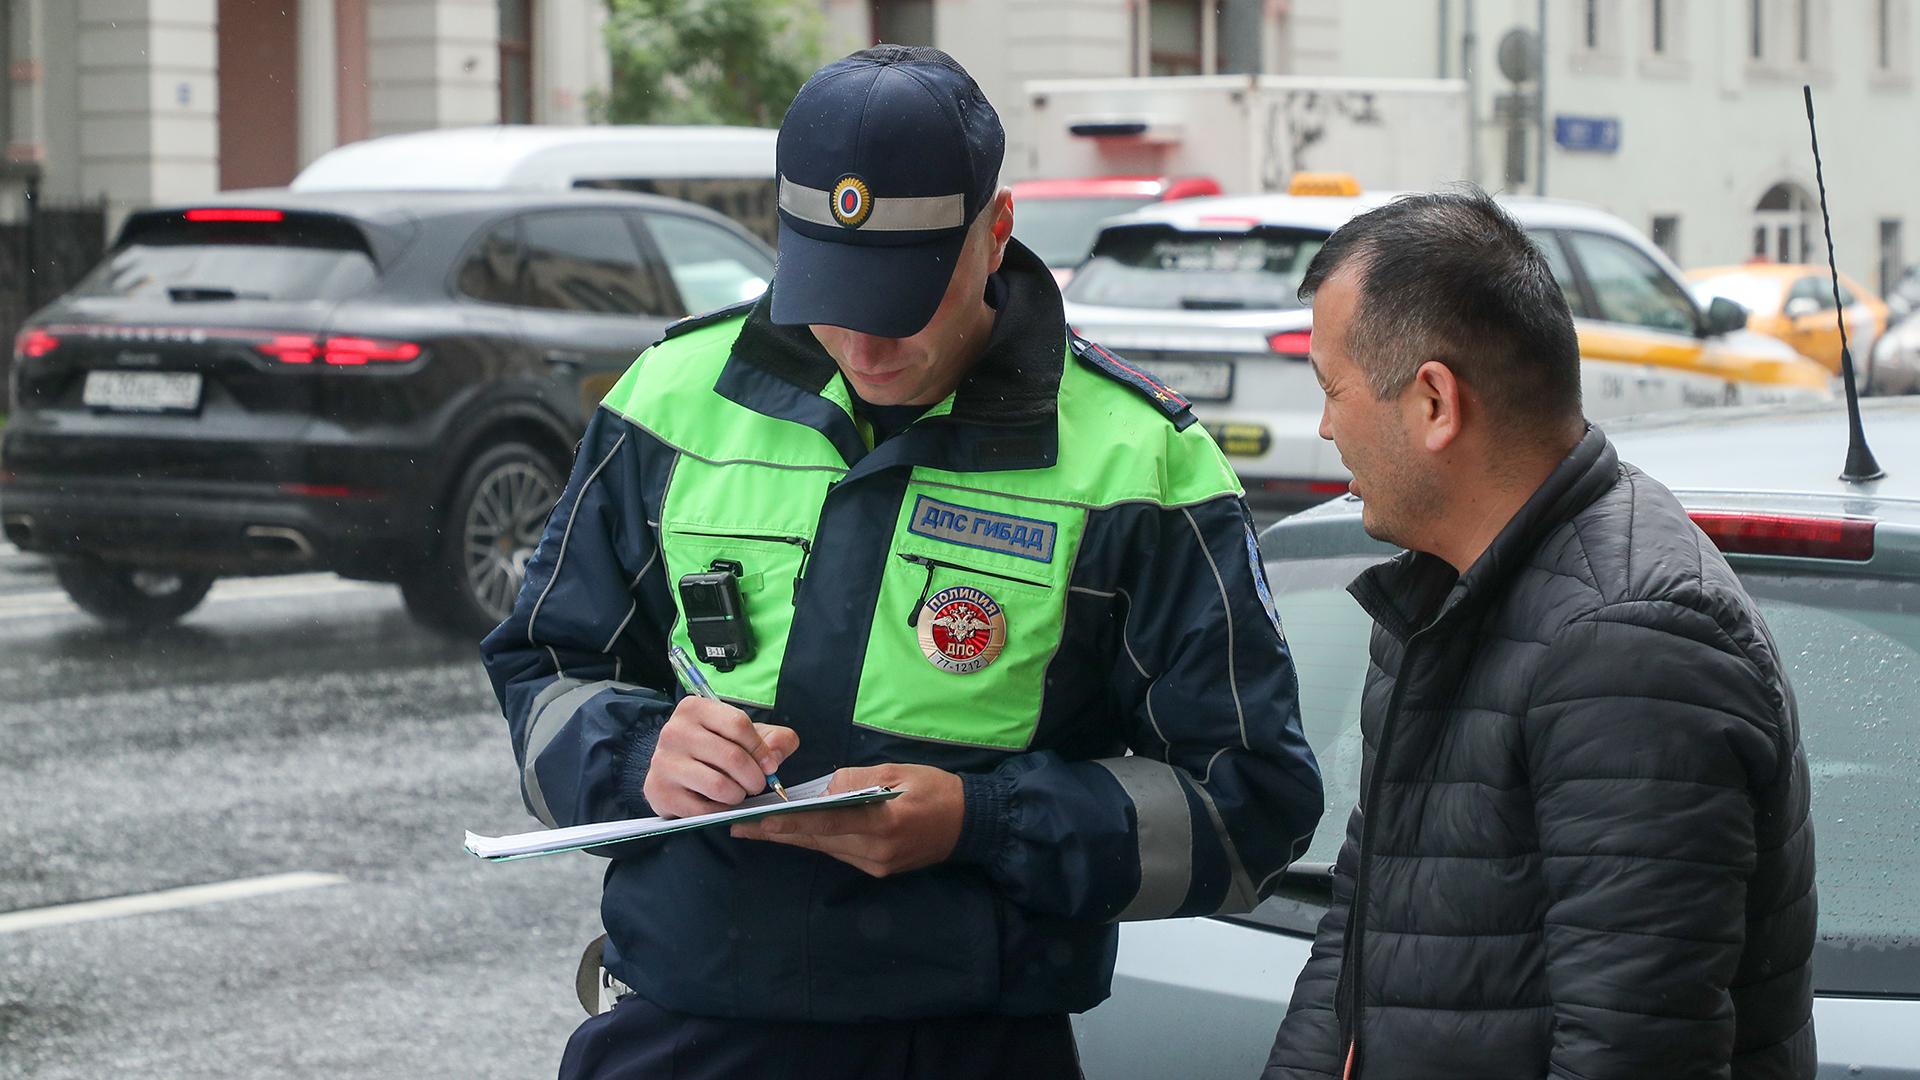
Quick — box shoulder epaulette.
[661,297,758,342]
[1069,334,1196,430]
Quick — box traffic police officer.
[480,45,1323,1080]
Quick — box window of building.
[0,0,12,153]
[1756,181,1817,263]
[1640,0,1691,71]
[1882,219,1905,295]
[1585,0,1601,49]
[1796,0,1811,62]
[1871,0,1916,79]
[500,0,535,124]
[872,0,935,45]
[1149,0,1205,75]
[1751,0,1765,59]
[1651,215,1681,260]
[521,211,674,316]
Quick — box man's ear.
[1408,359,1464,454]
[985,189,1014,268]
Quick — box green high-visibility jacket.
[481,242,1323,1022]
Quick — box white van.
[291,125,779,242]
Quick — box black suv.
[0,189,773,637]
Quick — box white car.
[1070,398,1920,1079]
[1062,191,1833,507]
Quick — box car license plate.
[1145,359,1234,402]
[82,370,203,413]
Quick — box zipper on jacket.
[1341,631,1426,1080]
[897,552,1050,627]
[672,528,814,604]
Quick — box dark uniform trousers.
[559,995,1082,1080]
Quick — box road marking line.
[0,575,383,619]
[0,872,349,934]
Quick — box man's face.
[811,197,1011,406]
[1308,266,1439,547]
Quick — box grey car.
[1071,398,1920,1078]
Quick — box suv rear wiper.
[1179,298,1250,310]
[168,285,269,302]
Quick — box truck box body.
[1022,75,1470,195]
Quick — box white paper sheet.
[464,776,899,862]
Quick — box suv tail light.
[255,333,422,367]
[321,336,422,365]
[1267,330,1312,357]
[1689,511,1875,561]
[14,328,59,359]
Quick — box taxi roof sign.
[1287,171,1363,197]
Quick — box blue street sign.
[1554,115,1620,153]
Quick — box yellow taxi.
[1689,262,1888,379]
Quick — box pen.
[668,644,789,801]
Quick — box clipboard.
[464,776,900,862]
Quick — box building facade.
[2,0,612,225]
[836,0,1917,292]
[1,2,1913,292]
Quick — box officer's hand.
[729,763,963,878]
[643,697,798,819]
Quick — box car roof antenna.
[1803,85,1884,483]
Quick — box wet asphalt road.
[0,543,604,1080]
[0,507,1295,1079]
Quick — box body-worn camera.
[677,560,754,672]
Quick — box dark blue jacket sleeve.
[478,408,681,830]
[951,495,1324,921]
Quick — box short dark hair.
[1298,188,1582,435]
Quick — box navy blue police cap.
[770,45,1005,339]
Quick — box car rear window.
[1013,196,1157,269]
[1238,548,1920,998]
[74,213,379,303]
[1064,224,1327,311]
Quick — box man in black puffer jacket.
[1263,190,1816,1080]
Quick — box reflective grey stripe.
[1182,507,1248,750]
[1189,780,1260,914]
[1097,756,1194,921]
[527,432,630,671]
[601,548,660,653]
[778,177,967,232]
[521,678,618,828]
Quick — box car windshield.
[1239,550,1920,998]
[1691,273,1786,316]
[1064,224,1327,311]
[1013,196,1158,269]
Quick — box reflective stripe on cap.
[780,177,967,232]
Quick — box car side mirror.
[1704,296,1750,336]
[1784,295,1821,319]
